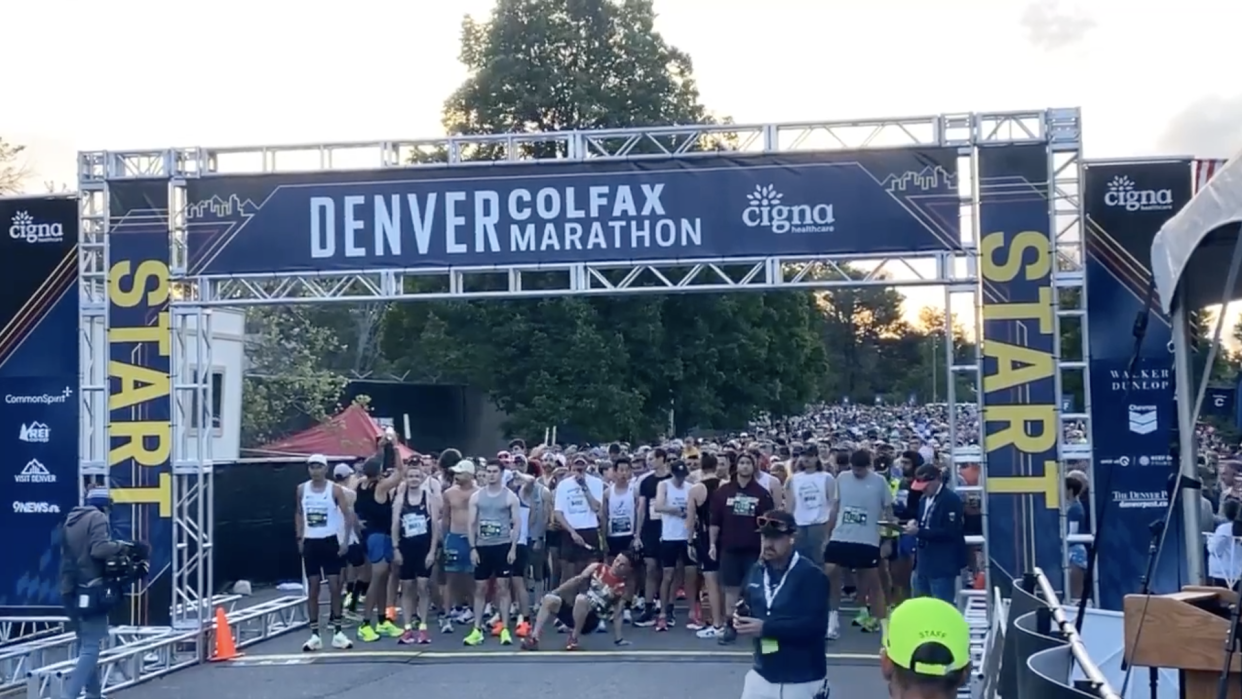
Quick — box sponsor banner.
[107,182,173,626]
[185,149,963,275]
[1204,386,1235,420]
[0,196,78,378]
[0,376,80,614]
[978,145,1063,591]
[1084,160,1190,610]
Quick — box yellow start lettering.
[981,229,1058,508]
[107,259,173,520]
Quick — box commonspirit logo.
[741,185,835,234]
[4,387,73,405]
[1103,175,1174,213]
[8,211,64,244]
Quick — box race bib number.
[480,520,505,539]
[609,515,633,535]
[730,496,757,517]
[842,506,868,526]
[306,506,329,528]
[402,513,428,538]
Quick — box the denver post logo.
[1103,176,1174,213]
[19,421,49,443]
[1128,405,1158,435]
[8,211,64,244]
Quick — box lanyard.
[921,493,936,527]
[762,552,801,610]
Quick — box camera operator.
[734,510,830,699]
[57,487,149,699]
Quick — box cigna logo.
[1103,176,1174,213]
[8,211,64,244]
[741,185,835,234]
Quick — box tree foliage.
[379,0,828,440]
[0,138,29,194]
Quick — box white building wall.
[82,308,245,463]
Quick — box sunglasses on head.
[756,514,794,534]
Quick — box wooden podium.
[1125,587,1242,699]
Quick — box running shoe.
[565,634,580,650]
[499,628,514,645]
[695,626,722,639]
[377,620,403,638]
[415,628,431,644]
[439,617,454,634]
[302,633,322,652]
[463,627,485,646]
[521,636,539,651]
[356,623,380,643]
[655,616,668,632]
[515,620,532,638]
[331,631,353,649]
[398,629,417,645]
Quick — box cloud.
[1158,94,1242,159]
[1020,0,1097,51]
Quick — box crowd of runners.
[293,403,1082,652]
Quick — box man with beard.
[710,451,775,645]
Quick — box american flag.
[1194,158,1228,194]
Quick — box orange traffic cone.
[209,606,242,661]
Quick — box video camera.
[102,540,151,584]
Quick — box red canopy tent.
[250,404,417,461]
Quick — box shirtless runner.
[439,450,478,633]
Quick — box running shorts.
[605,535,634,558]
[398,536,433,579]
[559,528,601,564]
[365,532,394,564]
[303,536,344,578]
[442,532,474,573]
[658,540,692,568]
[719,549,758,588]
[824,541,881,570]
[474,543,514,581]
[694,537,719,573]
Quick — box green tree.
[241,307,351,447]
[379,0,828,440]
[0,138,29,194]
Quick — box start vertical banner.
[1084,159,1190,610]
[0,196,79,615]
[107,182,173,626]
[978,145,1063,591]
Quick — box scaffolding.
[62,109,1088,693]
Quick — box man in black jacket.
[735,511,831,699]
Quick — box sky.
[3,0,1241,331]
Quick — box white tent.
[1149,151,1241,586]
[1151,151,1242,314]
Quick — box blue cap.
[85,487,111,507]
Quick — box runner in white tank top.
[652,461,698,630]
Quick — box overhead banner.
[0,196,79,614]
[107,181,173,626]
[978,145,1063,592]
[184,149,963,275]
[1204,386,1235,421]
[1084,160,1191,610]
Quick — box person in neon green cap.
[880,597,972,698]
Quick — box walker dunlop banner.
[184,148,964,275]
[1084,160,1190,610]
[108,181,173,626]
[978,145,1063,592]
[0,196,79,614]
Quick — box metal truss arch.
[72,109,1089,689]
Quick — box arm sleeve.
[917,495,964,543]
[86,512,125,560]
[762,566,828,642]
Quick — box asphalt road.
[115,614,886,699]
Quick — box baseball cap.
[332,464,353,480]
[670,461,689,478]
[756,511,796,537]
[910,464,941,491]
[307,453,328,467]
[884,598,970,676]
[451,462,476,476]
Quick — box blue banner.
[0,378,80,613]
[107,181,173,626]
[0,196,79,615]
[978,145,1063,592]
[1084,160,1190,609]
[184,149,963,275]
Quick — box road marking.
[225,649,878,663]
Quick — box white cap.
[332,463,353,479]
[307,453,328,466]
[451,462,476,475]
